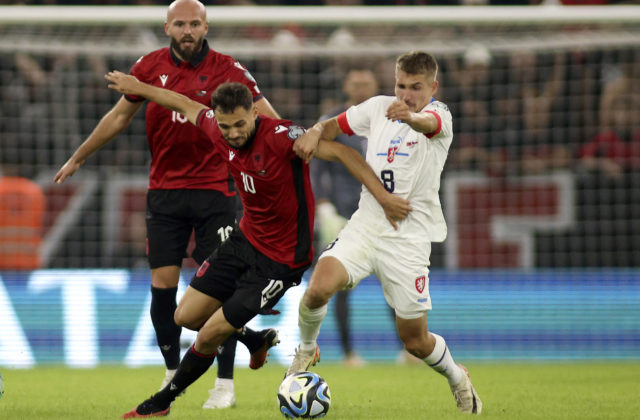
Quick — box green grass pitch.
[1,362,638,419]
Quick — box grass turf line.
[0,362,638,419]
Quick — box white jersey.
[338,95,453,242]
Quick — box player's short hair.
[210,82,253,114]
[396,51,438,81]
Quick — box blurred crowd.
[0,31,638,268]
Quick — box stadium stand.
[0,4,638,268]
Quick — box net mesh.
[0,6,639,268]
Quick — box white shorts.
[319,218,432,319]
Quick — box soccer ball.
[277,371,331,418]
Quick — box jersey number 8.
[381,170,395,193]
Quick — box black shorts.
[189,228,309,329]
[146,189,237,269]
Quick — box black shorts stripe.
[290,158,312,265]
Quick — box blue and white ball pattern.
[278,371,331,418]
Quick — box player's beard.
[170,35,204,62]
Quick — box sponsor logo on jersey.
[406,140,419,147]
[415,275,426,293]
[287,125,306,140]
[195,90,207,96]
[257,170,266,176]
[159,74,169,86]
[196,261,210,278]
[229,150,235,161]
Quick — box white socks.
[298,300,328,352]
[423,333,464,386]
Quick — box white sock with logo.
[298,300,328,352]
[423,333,464,386]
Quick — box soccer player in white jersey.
[288,51,482,415]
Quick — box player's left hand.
[385,100,414,124]
[380,194,412,230]
[105,71,142,96]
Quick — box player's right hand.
[293,126,321,163]
[105,71,142,96]
[381,194,412,230]
[53,158,83,184]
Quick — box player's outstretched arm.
[315,140,412,230]
[54,96,143,184]
[105,70,207,126]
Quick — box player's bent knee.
[402,338,429,359]
[305,258,349,307]
[173,307,200,329]
[304,282,334,307]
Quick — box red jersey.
[127,40,263,192]
[579,129,640,169]
[197,110,315,268]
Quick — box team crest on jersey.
[415,276,426,293]
[196,261,210,278]
[387,136,402,162]
[205,110,214,119]
[287,125,305,140]
[387,146,398,163]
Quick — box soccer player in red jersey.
[105,73,411,418]
[53,0,279,409]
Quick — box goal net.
[0,5,639,269]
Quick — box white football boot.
[450,364,483,414]
[202,377,237,409]
[285,344,321,377]
[159,368,176,391]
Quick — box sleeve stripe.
[195,108,208,127]
[252,93,265,102]
[124,94,145,103]
[337,112,354,136]
[424,110,442,138]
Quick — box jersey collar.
[170,39,210,68]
